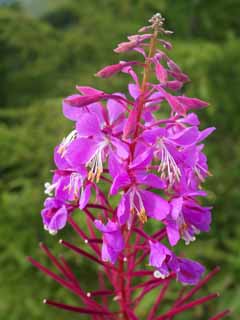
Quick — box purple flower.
[94,219,124,264]
[170,256,206,285]
[64,98,129,182]
[110,149,169,225]
[165,196,212,246]
[149,240,205,285]
[41,198,68,235]
[149,240,173,279]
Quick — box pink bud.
[177,96,209,110]
[158,39,173,50]
[168,70,190,83]
[155,62,168,83]
[167,59,182,73]
[166,80,183,91]
[95,61,138,78]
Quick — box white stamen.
[44,182,58,196]
[66,172,83,199]
[87,142,107,183]
[58,129,78,157]
[49,229,57,236]
[153,270,166,279]
[129,189,147,223]
[86,292,91,297]
[157,140,181,186]
[177,211,198,245]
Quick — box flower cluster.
[41,13,214,285]
[32,13,230,319]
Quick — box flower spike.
[31,13,228,320]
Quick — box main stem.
[135,28,159,137]
[118,29,159,320]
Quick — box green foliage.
[0,1,239,319]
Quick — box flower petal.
[117,194,130,225]
[140,190,170,221]
[65,138,98,167]
[76,113,102,137]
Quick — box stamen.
[86,144,106,183]
[65,173,83,200]
[44,182,58,196]
[129,190,148,224]
[177,213,198,245]
[57,130,78,157]
[154,270,167,279]
[157,141,181,186]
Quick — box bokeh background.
[0,0,240,319]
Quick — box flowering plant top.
[30,13,230,319]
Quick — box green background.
[0,0,239,319]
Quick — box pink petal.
[76,113,102,137]
[140,190,170,221]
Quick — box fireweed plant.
[29,14,230,319]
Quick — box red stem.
[156,293,219,320]
[209,309,231,320]
[175,266,220,307]
[147,279,171,320]
[43,299,113,316]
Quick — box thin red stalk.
[131,274,174,291]
[133,282,161,308]
[170,287,186,310]
[87,238,103,244]
[59,239,107,268]
[83,208,95,221]
[125,309,139,320]
[68,216,100,255]
[175,266,220,307]
[147,279,171,320]
[209,309,231,320]
[153,228,167,240]
[99,175,113,184]
[87,203,113,212]
[88,289,114,297]
[156,293,219,320]
[135,248,149,266]
[43,299,113,316]
[39,242,72,281]
[58,255,81,287]
[29,256,112,313]
[85,212,101,255]
[130,270,153,277]
[118,258,130,320]
[28,256,86,299]
[132,227,152,240]
[68,216,88,239]
[98,269,108,306]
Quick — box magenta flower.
[30,13,229,320]
[41,198,68,235]
[149,240,205,285]
[165,196,212,246]
[94,219,124,264]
